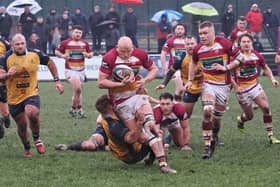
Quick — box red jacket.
[246,10,263,32]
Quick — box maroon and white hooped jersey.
[99,48,154,104]
[153,103,188,128]
[162,35,186,68]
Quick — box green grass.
[1,77,280,187]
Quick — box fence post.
[277,26,280,76]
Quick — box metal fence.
[2,0,280,52]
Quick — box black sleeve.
[162,69,175,86]
[31,49,50,65]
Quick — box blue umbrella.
[151,9,183,23]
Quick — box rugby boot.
[202,141,215,159]
[23,149,32,158]
[237,116,245,133]
[35,140,46,154]
[77,109,87,119]
[180,144,192,151]
[69,109,77,118]
[160,163,177,174]
[54,144,68,151]
[269,136,280,144]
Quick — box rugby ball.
[112,65,133,82]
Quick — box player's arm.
[156,53,185,90]
[47,59,64,94]
[160,50,168,75]
[263,64,279,87]
[98,71,131,89]
[83,43,94,58]
[142,63,158,84]
[275,54,280,64]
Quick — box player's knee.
[82,141,96,151]
[203,101,214,118]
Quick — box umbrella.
[112,0,144,4]
[96,20,117,27]
[151,9,183,23]
[7,0,42,16]
[182,2,218,16]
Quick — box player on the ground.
[153,92,192,151]
[96,95,176,173]
[213,33,280,144]
[54,115,109,152]
[0,37,11,138]
[0,34,64,157]
[160,23,186,101]
[55,25,93,118]
[187,21,241,159]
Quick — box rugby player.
[0,34,64,157]
[55,25,93,118]
[213,33,280,144]
[160,24,186,101]
[187,21,241,159]
[153,92,192,151]
[229,16,249,49]
[0,37,11,138]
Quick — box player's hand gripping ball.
[112,65,134,82]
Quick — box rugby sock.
[3,115,10,128]
[157,155,167,167]
[24,142,31,150]
[240,113,247,123]
[32,133,40,142]
[203,130,212,147]
[213,123,220,140]
[68,141,83,151]
[263,115,273,137]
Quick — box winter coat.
[263,12,279,28]
[246,10,263,32]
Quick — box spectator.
[58,11,72,41]
[157,14,171,53]
[221,4,235,37]
[27,33,41,49]
[33,16,49,53]
[46,8,59,55]
[72,8,88,38]
[263,7,279,49]
[105,5,120,29]
[246,3,263,38]
[104,23,120,52]
[0,6,12,40]
[19,6,36,39]
[122,7,138,47]
[253,36,264,52]
[46,8,59,29]
[88,5,104,53]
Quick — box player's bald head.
[12,34,26,44]
[11,34,27,55]
[116,36,134,60]
[117,36,133,49]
